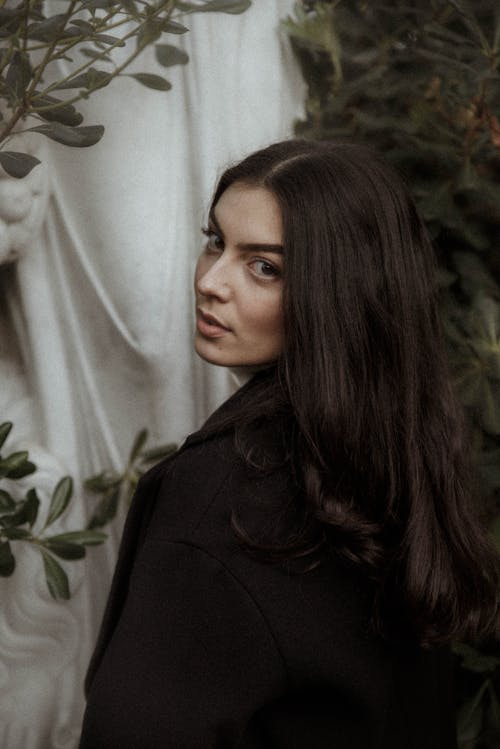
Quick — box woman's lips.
[196,308,231,338]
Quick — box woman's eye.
[201,227,224,251]
[251,259,280,278]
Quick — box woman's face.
[194,182,284,368]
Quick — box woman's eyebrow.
[208,210,283,255]
[237,242,283,255]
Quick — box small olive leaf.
[176,0,251,13]
[24,488,40,528]
[43,540,86,560]
[45,530,106,546]
[453,251,500,299]
[0,8,24,36]
[0,541,15,577]
[7,460,37,479]
[5,50,33,103]
[84,471,122,493]
[155,43,189,67]
[40,549,70,600]
[28,124,105,148]
[27,14,67,42]
[120,0,140,17]
[162,19,189,34]
[54,68,111,91]
[1,526,31,540]
[0,499,30,527]
[91,33,126,46]
[0,152,41,179]
[46,476,73,527]
[123,480,138,506]
[140,442,178,463]
[137,18,163,47]
[129,428,149,463]
[0,451,29,479]
[0,422,13,451]
[80,47,112,63]
[87,487,120,529]
[0,490,15,512]
[32,93,84,126]
[454,643,500,673]
[128,73,172,91]
[70,19,95,33]
[81,0,119,10]
[62,26,88,40]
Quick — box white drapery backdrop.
[0,2,305,747]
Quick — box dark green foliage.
[85,429,177,529]
[0,422,106,599]
[284,2,500,746]
[0,0,252,175]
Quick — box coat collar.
[182,366,277,450]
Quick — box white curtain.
[0,2,305,747]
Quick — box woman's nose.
[195,255,232,301]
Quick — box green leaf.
[24,488,40,528]
[46,476,73,527]
[0,8,24,36]
[91,34,126,46]
[70,19,96,33]
[140,442,178,462]
[129,428,148,463]
[27,14,67,42]
[155,43,189,67]
[454,643,500,673]
[5,50,33,104]
[43,540,86,560]
[40,549,70,600]
[0,490,15,512]
[7,460,37,479]
[176,0,251,13]
[54,67,112,91]
[120,0,139,17]
[0,422,13,451]
[84,471,121,493]
[0,541,15,577]
[1,526,31,540]
[137,18,163,47]
[87,487,120,529]
[128,73,172,91]
[32,93,84,127]
[163,19,189,34]
[80,47,112,63]
[28,124,105,148]
[0,451,29,479]
[0,499,29,527]
[81,0,119,10]
[0,152,41,179]
[45,530,106,546]
[453,252,500,298]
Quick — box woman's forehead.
[212,183,283,246]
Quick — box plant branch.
[31,1,176,113]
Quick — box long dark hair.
[207,139,499,646]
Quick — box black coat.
[80,376,457,748]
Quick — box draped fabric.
[0,3,305,746]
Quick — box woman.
[80,140,499,748]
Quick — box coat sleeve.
[80,539,288,748]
